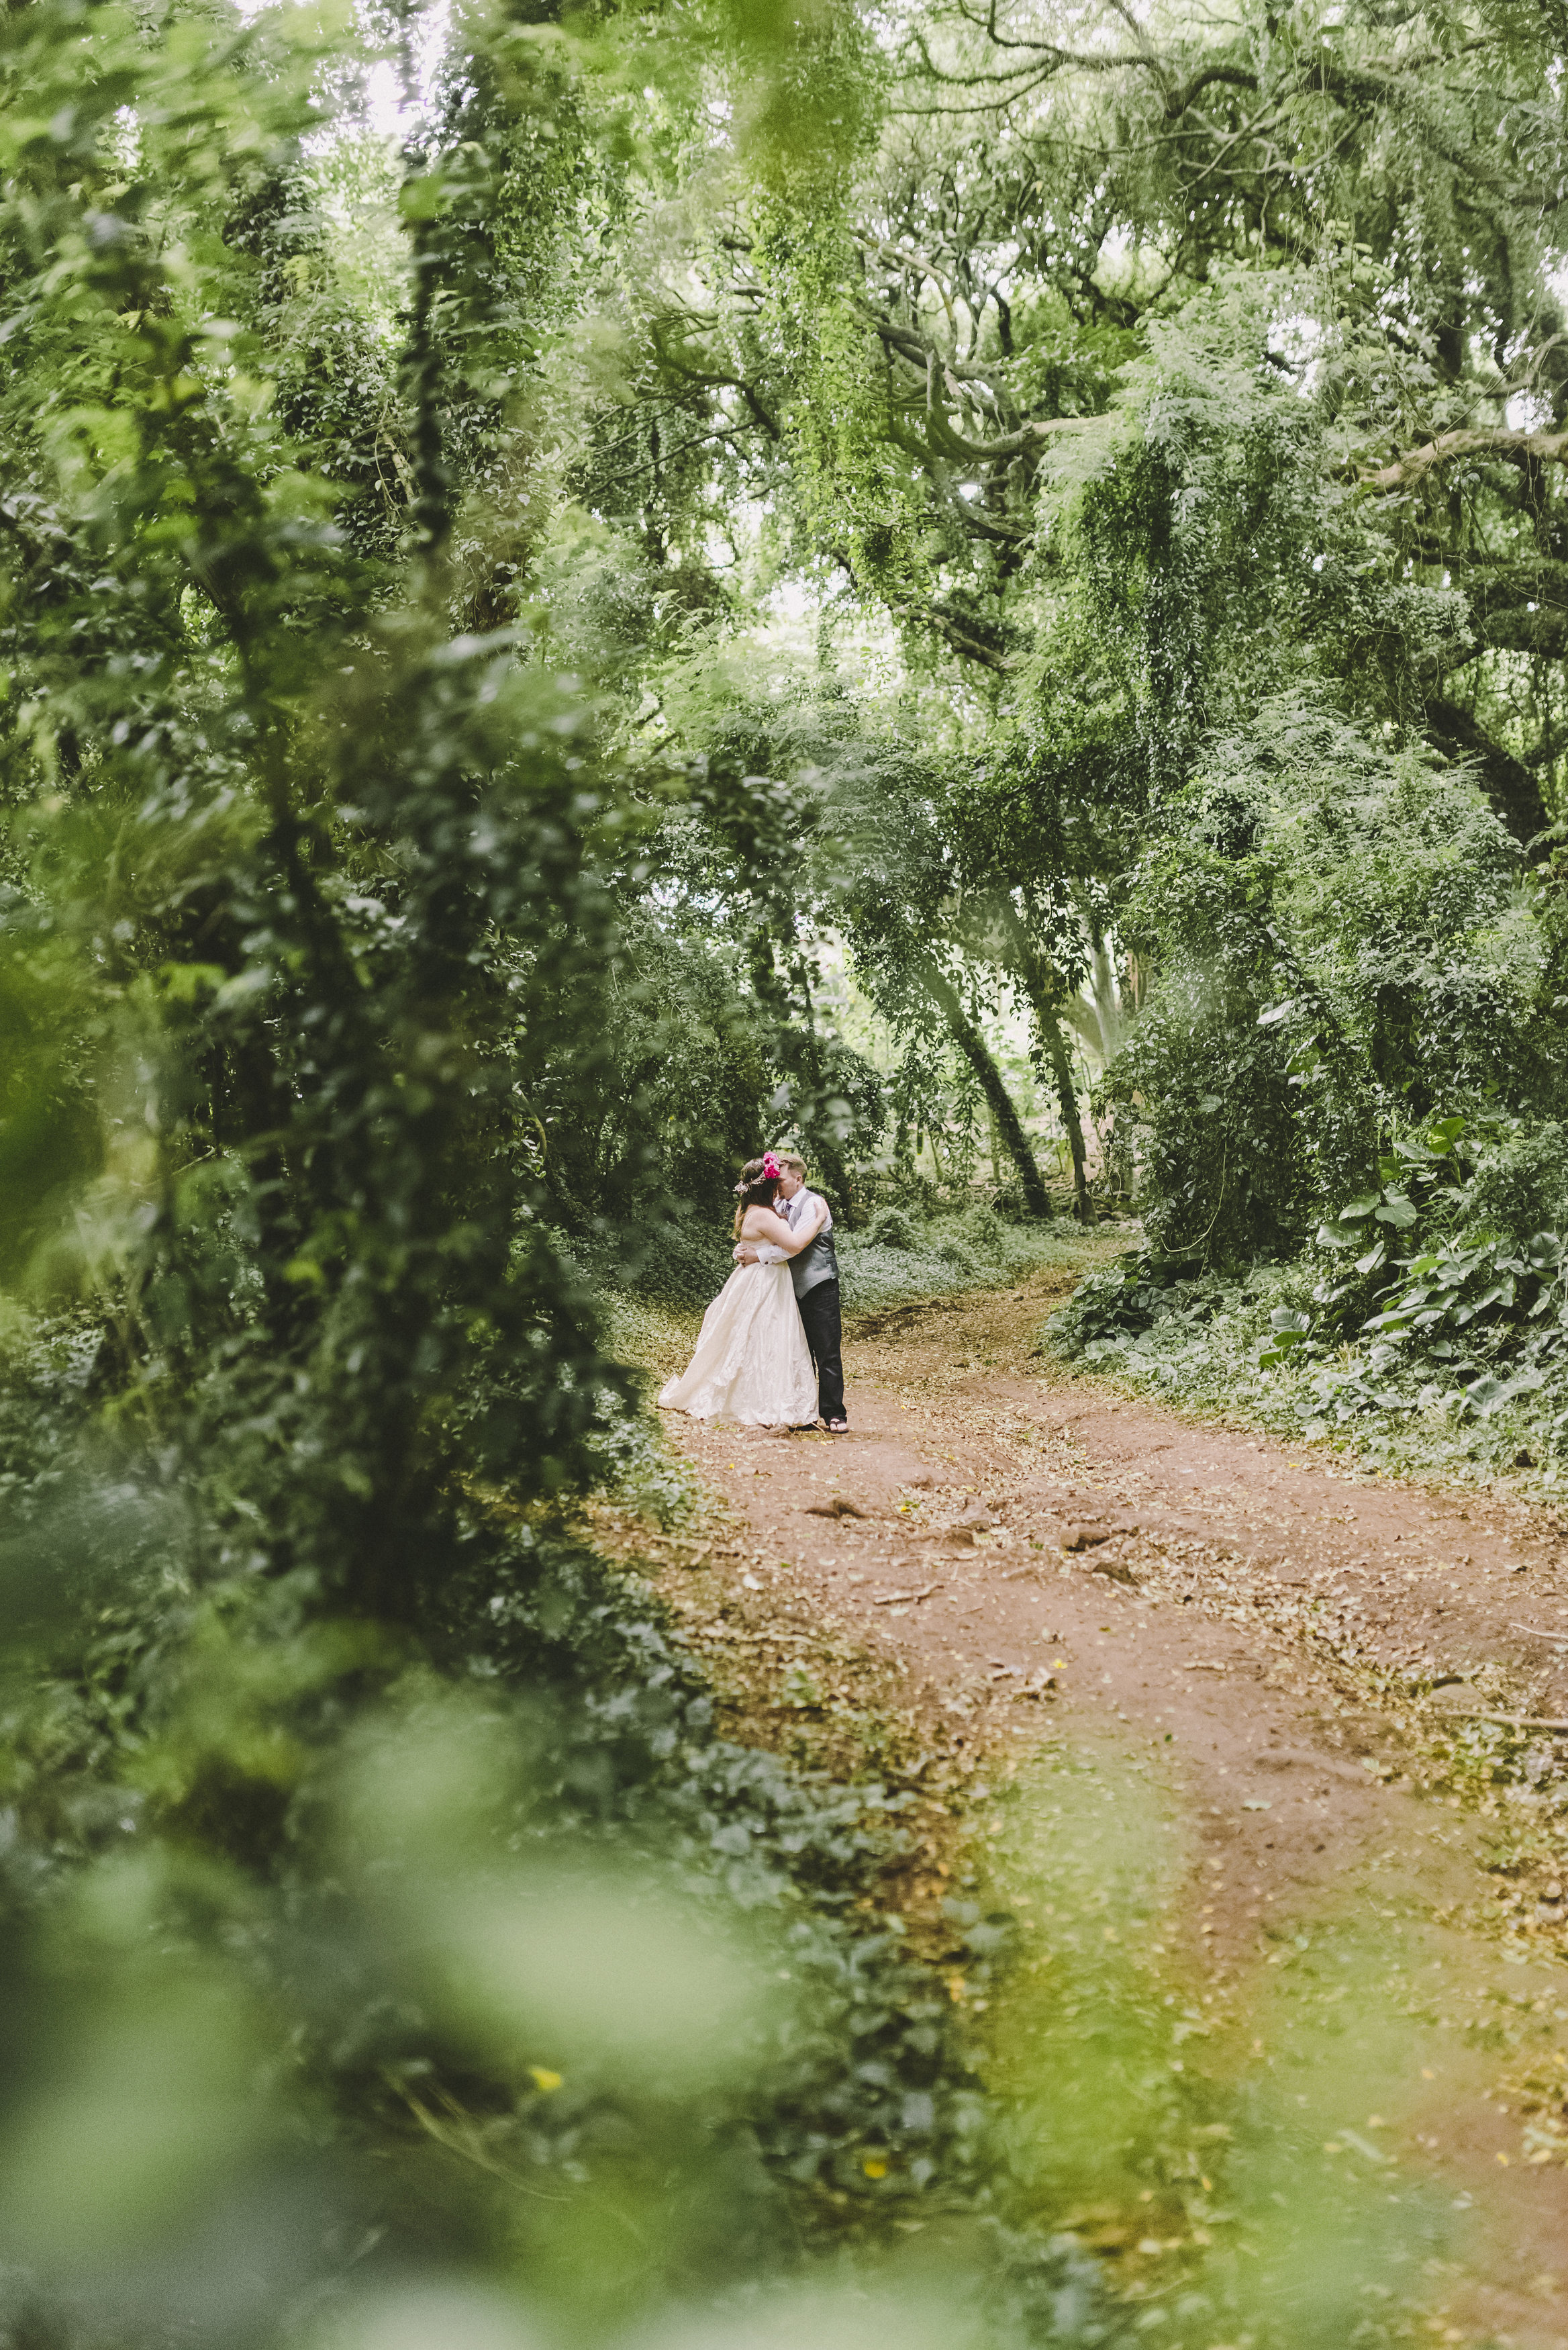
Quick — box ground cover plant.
[1046,1112,1568,1483]
[598,1200,1095,1317]
[1041,710,1568,1476]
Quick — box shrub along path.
[655,1265,1568,2345]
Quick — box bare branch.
[1162,62,1260,116]
[1359,426,1568,491]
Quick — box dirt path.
[653,1268,1568,2345]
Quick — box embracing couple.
[658,1149,848,1433]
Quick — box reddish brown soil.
[657,1270,1568,2345]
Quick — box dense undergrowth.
[0,1287,1135,2348]
[1047,1115,1568,1483]
[596,1199,1096,1320]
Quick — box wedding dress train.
[658,1250,818,1427]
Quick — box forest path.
[658,1264,1568,2345]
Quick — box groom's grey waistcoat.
[787,1189,839,1299]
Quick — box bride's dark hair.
[732,1154,783,1239]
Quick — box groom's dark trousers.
[798,1280,845,1425]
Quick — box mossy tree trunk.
[914,954,1051,1218]
[1000,906,1093,1224]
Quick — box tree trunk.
[1000,906,1093,1223]
[1041,1010,1093,1225]
[914,955,1050,1218]
[1424,696,1549,851]
[893,1109,916,1184]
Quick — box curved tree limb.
[1359,425,1568,492]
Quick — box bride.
[658,1154,820,1427]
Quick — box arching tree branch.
[1359,425,1568,491]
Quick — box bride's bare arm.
[744,1205,819,1256]
[742,1213,822,1269]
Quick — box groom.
[735,1149,848,1433]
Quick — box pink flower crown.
[734,1152,785,1196]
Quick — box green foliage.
[9,0,1568,2333]
[1062,283,1328,784]
[1048,1250,1220,1364]
[1108,830,1313,1261]
[0,1505,1026,2333]
[1464,1122,1568,1243]
[1106,698,1556,1262]
[1044,1116,1568,1476]
[863,1203,920,1250]
[839,1205,1081,1309]
[0,3,1097,2339]
[1297,1127,1568,1436]
[583,0,1568,1269]
[545,911,777,1231]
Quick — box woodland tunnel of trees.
[0,0,1565,2338]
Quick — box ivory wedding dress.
[658,1243,818,1427]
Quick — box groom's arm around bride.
[734,1149,847,1433]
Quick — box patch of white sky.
[756,572,909,701]
[359,54,411,139]
[1505,383,1553,432]
[1269,308,1324,395]
[229,0,450,148]
[1270,263,1568,426]
[352,0,451,142]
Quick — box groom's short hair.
[772,1148,807,1177]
